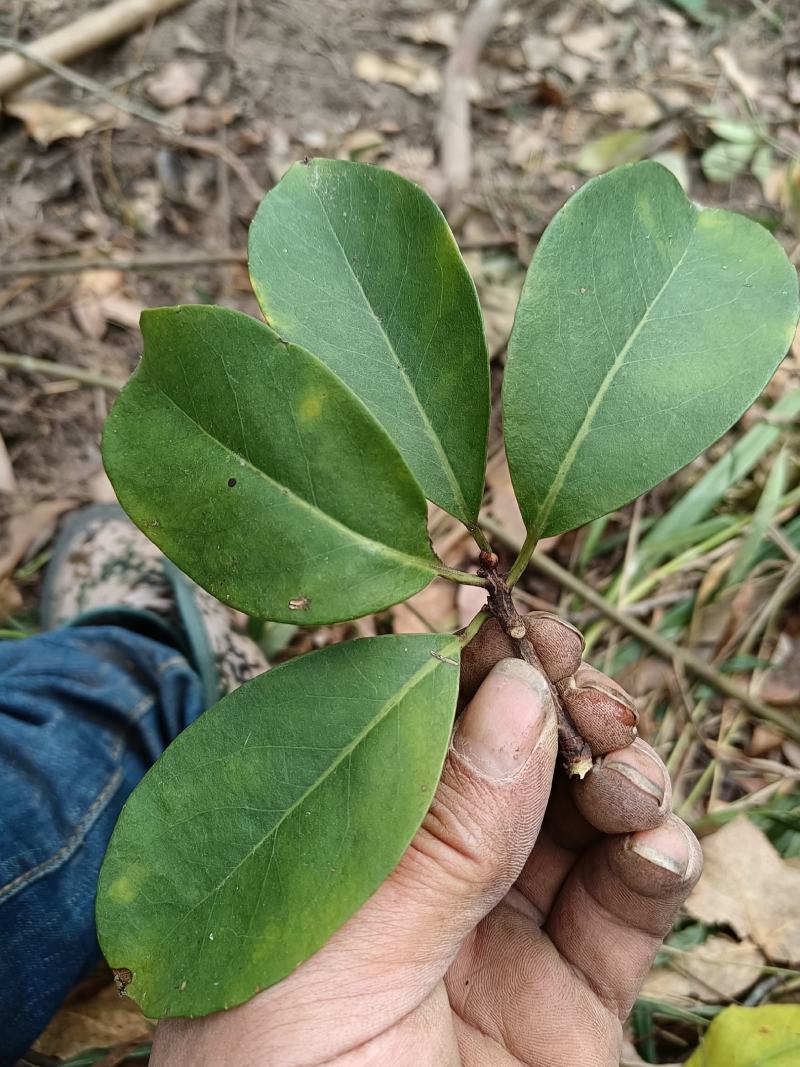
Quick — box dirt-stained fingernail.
[572,738,671,834]
[453,658,555,779]
[630,817,698,880]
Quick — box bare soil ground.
[2,1,800,1064]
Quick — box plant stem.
[506,522,541,588]
[482,515,800,741]
[460,610,490,647]
[479,550,592,777]
[467,521,493,554]
[435,564,488,587]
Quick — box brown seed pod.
[558,663,639,756]
[460,612,584,702]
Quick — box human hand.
[152,613,701,1067]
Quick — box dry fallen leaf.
[758,632,800,707]
[591,88,662,126]
[354,52,441,96]
[485,455,527,545]
[686,816,800,964]
[392,580,458,634]
[713,46,762,101]
[145,60,207,109]
[337,127,386,163]
[0,499,75,580]
[0,432,17,494]
[71,270,142,340]
[394,11,457,48]
[32,976,152,1060]
[644,934,765,1003]
[5,98,95,146]
[521,34,563,72]
[562,25,616,61]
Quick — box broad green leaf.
[641,389,800,566]
[577,129,649,175]
[701,140,755,184]
[727,445,788,587]
[248,158,490,526]
[96,634,460,1017]
[503,161,799,539]
[708,118,759,145]
[686,1004,800,1066]
[103,305,440,624]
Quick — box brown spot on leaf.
[113,968,133,995]
[289,596,311,611]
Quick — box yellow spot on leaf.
[298,391,324,424]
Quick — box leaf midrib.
[531,214,698,535]
[143,377,438,577]
[308,175,472,521]
[137,640,457,973]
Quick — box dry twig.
[438,0,506,207]
[0,0,191,98]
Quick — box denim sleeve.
[0,625,205,1066]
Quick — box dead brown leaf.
[591,88,662,126]
[457,582,489,630]
[392,580,458,634]
[521,34,563,72]
[0,499,75,580]
[686,816,800,964]
[145,60,207,110]
[354,52,441,96]
[759,633,800,707]
[0,577,23,620]
[713,46,762,101]
[643,934,764,1003]
[485,456,526,545]
[71,270,142,340]
[5,98,95,146]
[0,432,17,494]
[562,25,615,62]
[32,978,152,1060]
[394,12,457,48]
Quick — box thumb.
[381,657,558,964]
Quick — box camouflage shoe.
[41,503,267,699]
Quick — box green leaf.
[97,633,460,1017]
[641,389,800,567]
[726,445,788,587]
[701,140,756,184]
[503,161,799,539]
[103,305,440,624]
[577,129,649,175]
[248,158,490,525]
[686,1004,800,1066]
[708,118,759,145]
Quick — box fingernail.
[604,746,666,807]
[572,738,670,834]
[453,658,554,779]
[630,818,694,878]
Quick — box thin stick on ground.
[0,250,246,279]
[481,516,800,741]
[0,35,180,132]
[0,352,124,391]
[439,0,506,208]
[0,0,190,98]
